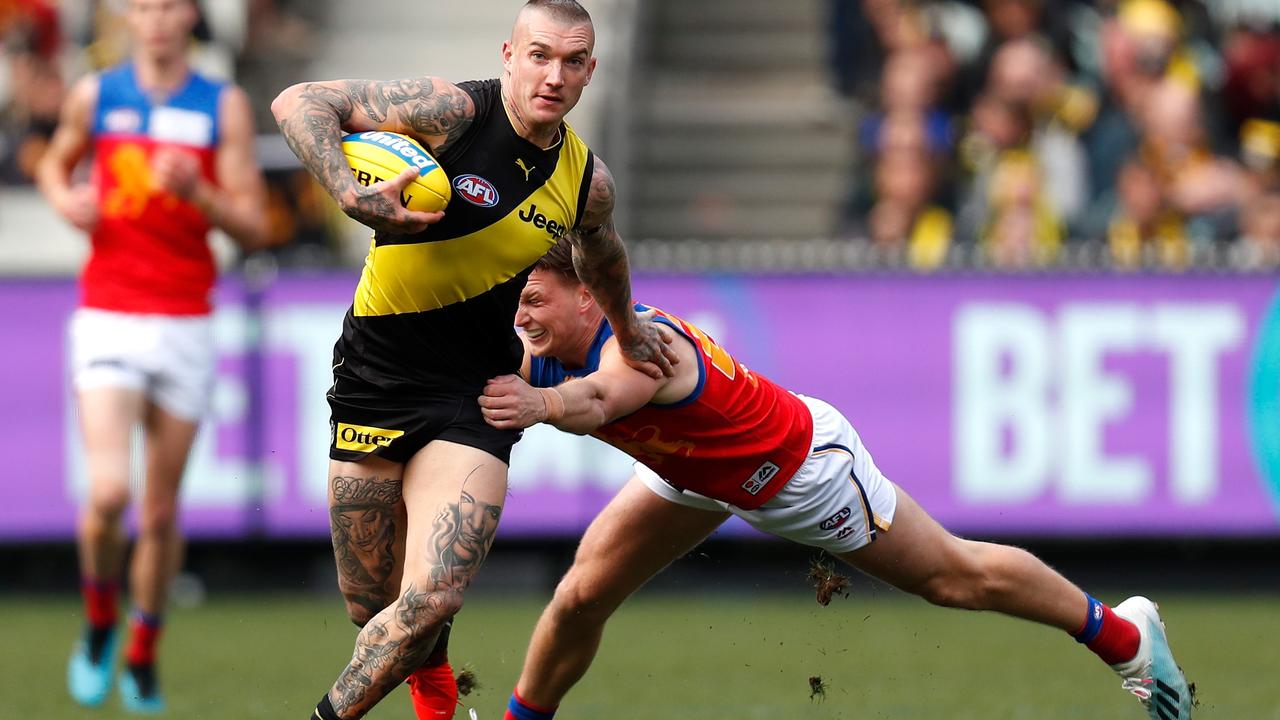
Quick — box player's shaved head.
[516,0,593,30]
[513,0,594,52]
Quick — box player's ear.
[584,56,597,86]
[501,40,514,73]
[576,285,593,313]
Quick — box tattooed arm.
[570,156,678,379]
[270,76,474,234]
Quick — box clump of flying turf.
[458,661,481,696]
[808,675,827,702]
[807,555,851,606]
[455,667,479,697]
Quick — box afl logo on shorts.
[453,174,499,207]
[819,507,851,531]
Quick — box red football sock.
[81,577,119,629]
[124,611,164,667]
[1084,604,1141,665]
[407,661,459,719]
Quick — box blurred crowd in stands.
[3,1,1279,271]
[1,0,62,186]
[831,0,1280,270]
[0,0,345,265]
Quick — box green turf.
[1,589,1275,719]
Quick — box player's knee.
[400,585,465,635]
[917,542,1007,611]
[918,573,985,609]
[136,499,179,537]
[549,567,615,624]
[85,481,130,521]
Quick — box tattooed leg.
[329,582,461,717]
[328,458,407,627]
[326,440,508,719]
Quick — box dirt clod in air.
[807,555,851,606]
[808,675,828,702]
[455,667,479,697]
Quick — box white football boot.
[1110,597,1195,720]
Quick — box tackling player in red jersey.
[35,0,270,712]
[527,302,816,512]
[474,235,1195,720]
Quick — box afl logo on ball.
[453,174,499,207]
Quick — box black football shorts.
[327,365,522,466]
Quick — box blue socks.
[1073,594,1105,644]
[505,690,557,720]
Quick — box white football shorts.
[636,394,898,554]
[69,308,215,421]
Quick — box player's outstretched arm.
[271,76,473,234]
[35,75,99,232]
[152,85,271,251]
[480,341,663,435]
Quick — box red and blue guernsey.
[86,63,224,315]
[528,304,814,510]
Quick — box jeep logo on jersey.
[820,507,852,531]
[453,174,499,207]
[518,203,567,239]
[741,461,781,496]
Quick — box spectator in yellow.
[1240,118,1280,196]
[957,94,1062,267]
[867,145,953,270]
[1115,0,1199,90]
[1234,119,1280,269]
[980,149,1063,267]
[985,38,1094,225]
[1108,159,1189,268]
[1236,192,1280,269]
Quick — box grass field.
[1,589,1276,719]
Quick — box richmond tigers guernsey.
[335,79,594,392]
[528,305,815,510]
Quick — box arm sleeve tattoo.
[275,77,473,208]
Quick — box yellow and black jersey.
[335,79,594,392]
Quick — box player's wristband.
[538,387,565,423]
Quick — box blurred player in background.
[35,0,269,712]
[477,235,1196,720]
[270,2,674,719]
